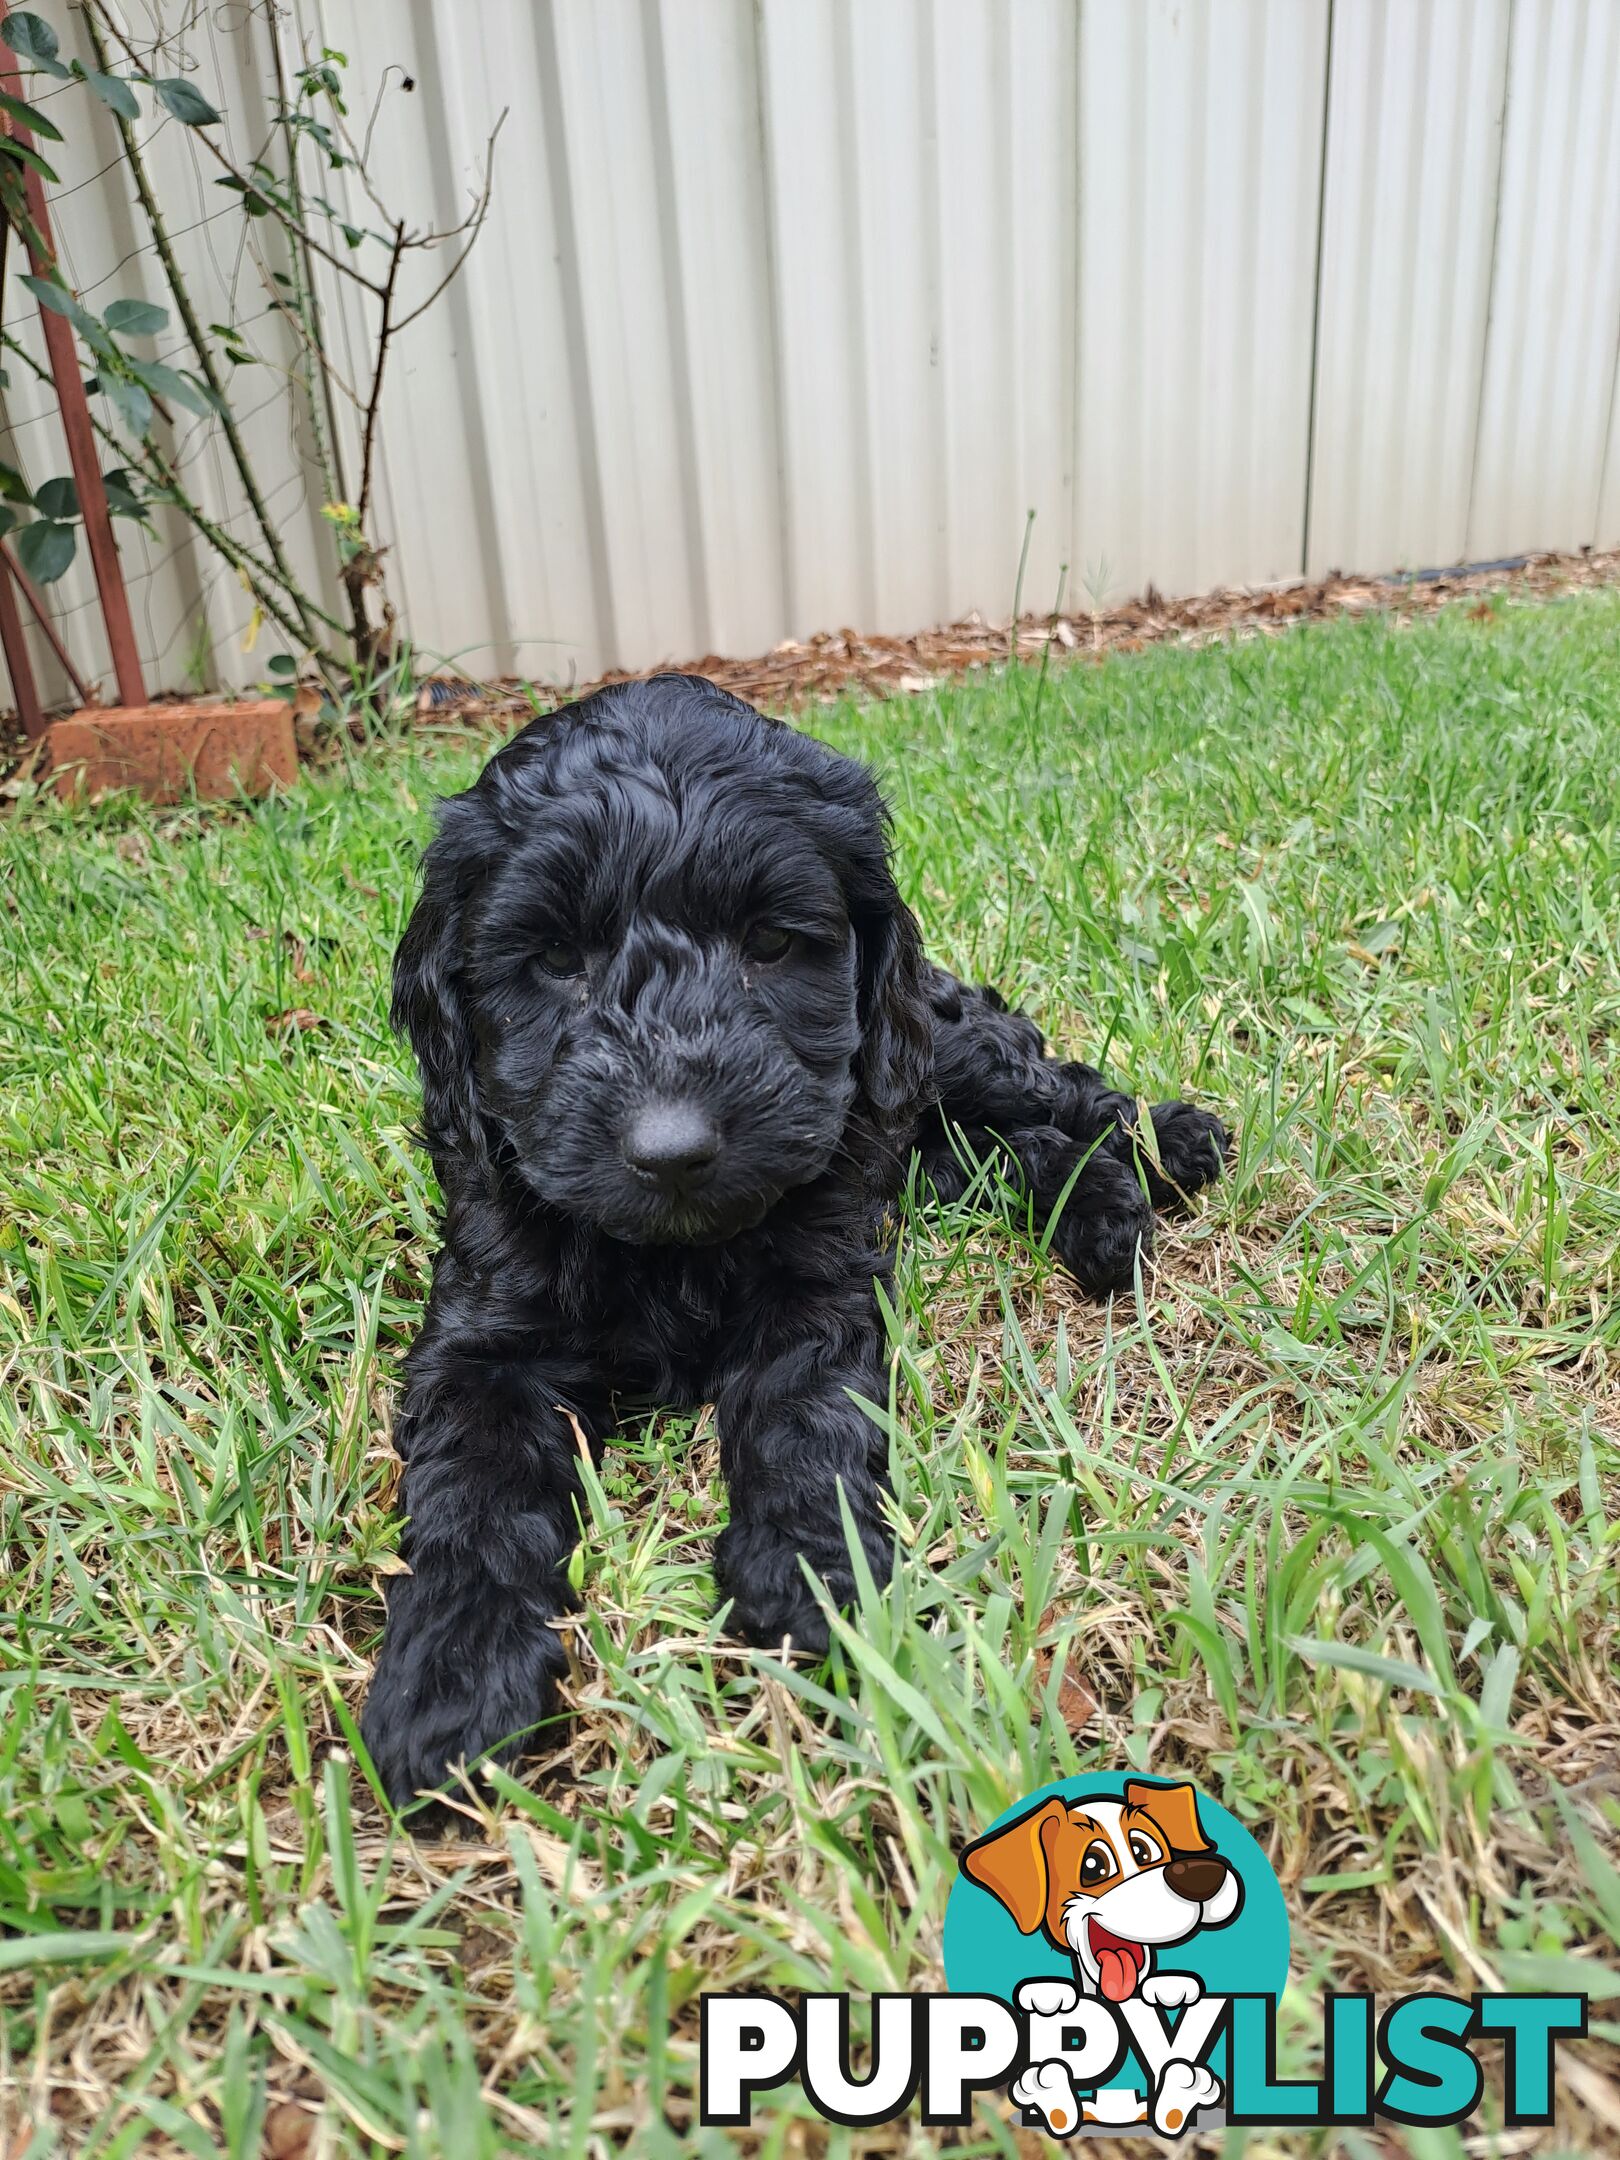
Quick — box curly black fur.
[360,676,1227,1804]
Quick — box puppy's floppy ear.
[392,801,492,1176]
[1125,1780,1212,1855]
[960,1797,1066,1933]
[855,896,932,1133]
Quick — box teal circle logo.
[943,1776,1288,2131]
[944,1773,1288,2005]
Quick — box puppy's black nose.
[1164,1853,1228,1903]
[622,1101,721,1191]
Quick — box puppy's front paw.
[1140,1971,1203,2010]
[714,1513,891,1657]
[1045,1153,1156,1295]
[1016,1977,1081,2017]
[1134,1102,1229,1205]
[360,1575,568,1809]
[1011,2060,1082,2137]
[1151,2059,1221,2136]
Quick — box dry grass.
[2,589,1618,2155]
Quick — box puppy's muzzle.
[621,1098,722,1198]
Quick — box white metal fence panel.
[1074,0,1329,606]
[307,0,613,684]
[1604,345,1620,553]
[655,1,789,662]
[931,1,1077,626]
[1466,0,1620,563]
[1,0,1617,702]
[1307,0,1511,579]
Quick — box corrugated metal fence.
[6,0,1620,701]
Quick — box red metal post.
[3,540,93,703]
[0,63,146,708]
[0,535,45,737]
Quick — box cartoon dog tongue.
[1090,1922,1145,2002]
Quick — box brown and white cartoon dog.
[960,1780,1241,2135]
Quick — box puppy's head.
[392,675,932,1241]
[960,1781,1242,2001]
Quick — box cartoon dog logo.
[960,1779,1242,2135]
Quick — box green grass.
[2,592,1618,2155]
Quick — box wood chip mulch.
[412,543,1620,727]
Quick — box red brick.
[43,700,298,804]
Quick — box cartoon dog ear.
[855,897,933,1138]
[960,1798,1067,1934]
[391,799,493,1181]
[1125,1780,1212,1855]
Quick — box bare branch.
[357,219,406,533]
[360,62,411,171]
[393,109,507,335]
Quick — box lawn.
[2,591,1618,2156]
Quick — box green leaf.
[0,133,60,183]
[21,273,89,329]
[153,77,221,127]
[0,85,62,138]
[1356,917,1403,956]
[126,357,212,417]
[82,68,140,121]
[267,654,297,677]
[1284,1636,1442,1697]
[103,297,169,338]
[1495,1952,1620,2003]
[206,320,258,367]
[0,11,71,78]
[33,475,77,521]
[92,372,151,439]
[0,459,31,505]
[102,468,150,523]
[15,517,75,583]
[1281,995,1336,1032]
[117,2099,219,2160]
[215,174,271,217]
[0,1929,131,1975]
[0,504,18,539]
[1238,877,1275,970]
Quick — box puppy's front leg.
[712,1259,894,1656]
[361,1324,607,1808]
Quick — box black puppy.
[362,676,1225,1803]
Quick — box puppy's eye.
[1079,1842,1113,1885]
[743,924,794,963]
[536,940,585,978]
[1128,1833,1162,1868]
